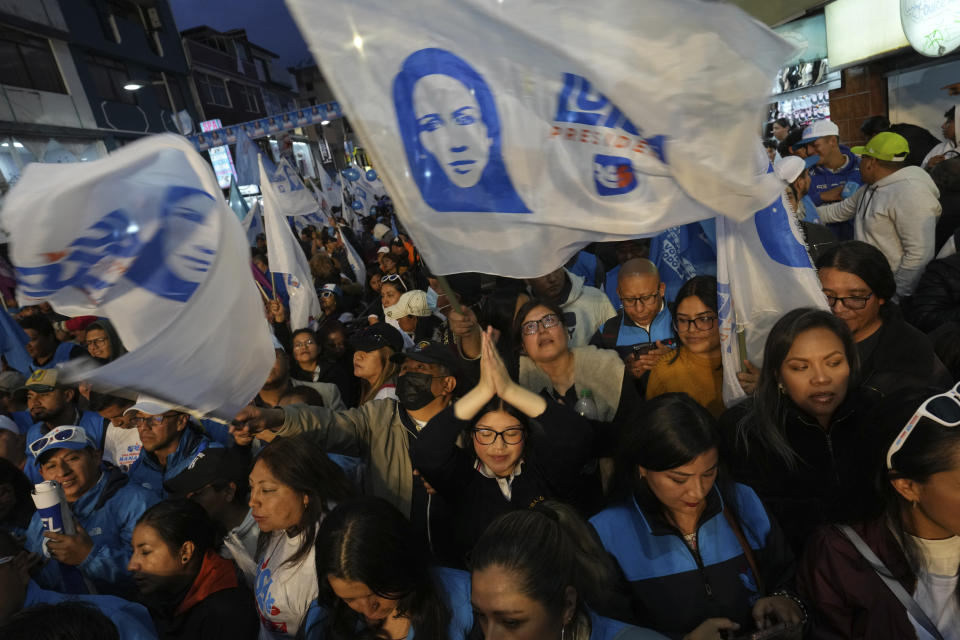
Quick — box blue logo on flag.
[18,185,217,304]
[754,199,811,268]
[393,48,530,214]
[593,154,637,196]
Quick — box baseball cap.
[0,371,26,394]
[350,322,405,354]
[773,156,806,184]
[163,447,249,497]
[851,132,910,162]
[19,369,59,394]
[799,119,839,145]
[377,246,390,255]
[320,283,342,298]
[29,425,94,464]
[390,340,460,379]
[124,395,179,416]
[385,290,431,320]
[0,415,18,436]
[373,224,390,240]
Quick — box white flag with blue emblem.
[271,157,321,217]
[716,183,829,405]
[0,134,275,419]
[286,0,795,277]
[260,155,323,331]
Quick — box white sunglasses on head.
[886,382,960,470]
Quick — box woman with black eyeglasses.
[816,241,951,396]
[646,276,725,418]
[411,328,594,568]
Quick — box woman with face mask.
[412,328,595,567]
[816,241,952,395]
[720,308,877,555]
[127,499,257,640]
[797,386,960,640]
[592,394,805,640]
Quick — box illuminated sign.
[200,118,237,189]
[901,0,960,57]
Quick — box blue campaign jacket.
[590,483,794,638]
[127,425,221,499]
[302,567,474,639]
[26,466,158,595]
[590,611,669,639]
[589,306,676,360]
[24,410,106,483]
[24,580,158,640]
[807,147,862,207]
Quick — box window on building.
[237,84,262,113]
[0,26,66,94]
[196,71,231,107]
[85,54,137,105]
[254,58,269,82]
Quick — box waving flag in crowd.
[286,0,794,277]
[717,166,829,405]
[259,155,323,331]
[0,134,275,419]
[649,222,717,304]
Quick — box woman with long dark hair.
[251,436,355,639]
[798,386,960,639]
[646,276,724,417]
[721,308,878,553]
[816,241,951,395]
[127,499,257,640]
[592,394,804,639]
[412,328,594,565]
[303,496,473,640]
[470,501,666,639]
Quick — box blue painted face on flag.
[17,185,218,304]
[393,48,530,213]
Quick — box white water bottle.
[32,481,77,558]
[574,389,599,420]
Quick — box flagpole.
[434,274,463,315]
[270,272,277,300]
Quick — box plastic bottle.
[573,389,599,420]
[32,481,77,540]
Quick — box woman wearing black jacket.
[720,309,879,554]
[411,327,594,567]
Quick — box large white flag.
[260,155,322,331]
[271,157,320,217]
[319,169,342,209]
[286,0,794,277]
[717,190,829,405]
[1,134,275,419]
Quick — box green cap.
[851,132,910,162]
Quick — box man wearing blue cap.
[24,425,157,596]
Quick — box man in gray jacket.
[817,132,941,298]
[231,340,459,561]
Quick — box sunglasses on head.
[886,382,960,469]
[380,274,407,290]
[29,426,85,455]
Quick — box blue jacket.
[807,147,861,207]
[24,580,158,640]
[590,306,676,360]
[127,425,221,499]
[590,611,669,639]
[24,410,106,483]
[26,466,158,595]
[302,567,474,639]
[30,341,84,372]
[590,483,794,638]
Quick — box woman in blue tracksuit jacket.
[590,394,805,640]
[25,426,157,596]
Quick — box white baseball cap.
[385,290,432,320]
[799,119,839,144]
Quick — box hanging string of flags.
[188,101,343,152]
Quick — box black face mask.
[396,371,436,410]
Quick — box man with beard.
[21,370,104,483]
[231,340,460,564]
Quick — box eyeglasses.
[28,426,89,455]
[825,292,874,310]
[473,427,525,446]
[293,339,316,349]
[621,292,660,307]
[521,314,561,336]
[380,274,408,290]
[129,413,180,429]
[84,337,109,349]
[320,291,335,298]
[675,315,717,332]
[886,382,960,469]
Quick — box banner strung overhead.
[286,0,795,277]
